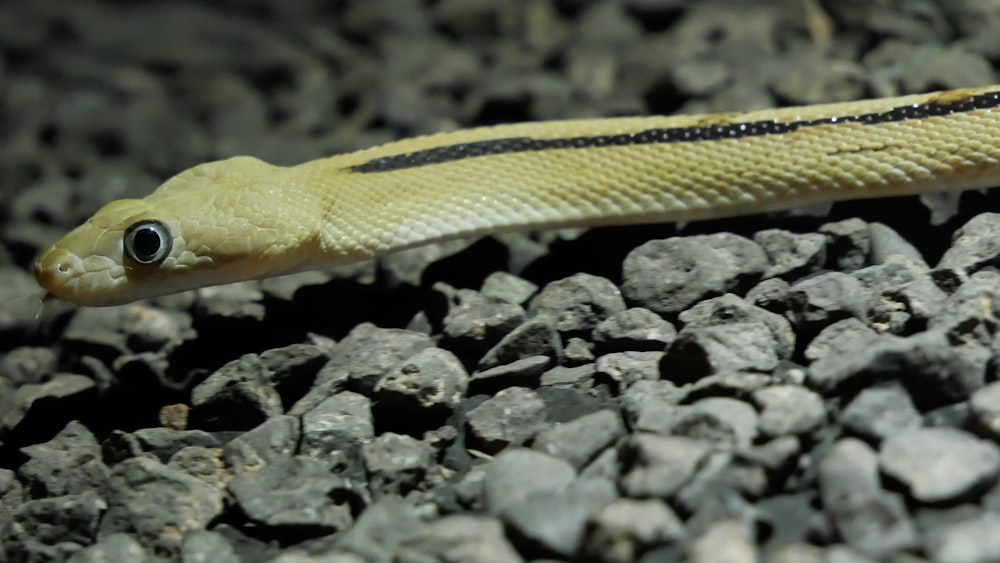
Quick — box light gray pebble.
[581,498,684,563]
[362,433,436,495]
[189,353,283,430]
[18,420,109,498]
[301,391,374,456]
[804,318,877,364]
[680,397,758,448]
[66,533,148,563]
[595,351,662,388]
[808,329,988,403]
[501,477,617,559]
[223,415,300,475]
[438,286,526,356]
[752,385,825,437]
[338,323,435,394]
[397,514,522,563]
[229,455,354,531]
[563,337,595,365]
[662,321,780,383]
[100,457,224,554]
[469,355,549,396]
[678,293,795,360]
[374,347,468,412]
[622,234,768,315]
[869,221,926,265]
[533,409,624,469]
[970,381,1000,440]
[528,273,626,334]
[754,228,826,279]
[820,438,916,558]
[481,271,538,305]
[467,387,546,453]
[879,427,1000,503]
[621,380,682,427]
[689,520,755,563]
[334,497,425,563]
[937,212,1000,275]
[840,384,921,441]
[540,363,597,388]
[927,512,1000,563]
[787,272,868,334]
[484,448,576,515]
[745,277,792,316]
[592,307,676,354]
[820,217,871,272]
[180,530,240,563]
[478,318,562,370]
[620,434,711,498]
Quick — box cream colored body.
[34,85,1000,306]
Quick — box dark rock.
[180,530,241,563]
[808,329,988,406]
[223,415,301,475]
[879,427,1000,504]
[2,490,106,562]
[595,351,663,389]
[622,234,768,315]
[581,498,684,563]
[620,434,710,497]
[99,456,224,555]
[478,317,562,370]
[19,420,109,497]
[228,455,355,532]
[481,271,538,305]
[840,383,921,442]
[786,272,868,335]
[662,321,781,383]
[533,409,624,469]
[189,353,284,431]
[592,307,676,354]
[397,514,522,563]
[502,477,617,559]
[540,362,597,388]
[66,532,149,562]
[466,387,546,453]
[678,293,795,360]
[301,391,374,457]
[820,218,871,272]
[102,427,221,464]
[926,512,1000,563]
[334,497,425,563]
[362,433,436,495]
[752,385,825,437]
[529,273,626,334]
[819,438,916,557]
[374,347,469,414]
[483,448,576,515]
[438,285,526,358]
[337,323,435,394]
[468,355,549,396]
[754,228,826,279]
[937,212,1000,275]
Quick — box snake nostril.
[57,262,71,274]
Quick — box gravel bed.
[2,1,1000,561]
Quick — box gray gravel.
[3,0,1000,561]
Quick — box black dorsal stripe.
[350,91,1000,174]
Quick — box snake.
[33,84,1000,307]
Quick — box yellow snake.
[34,85,1000,307]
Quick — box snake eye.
[124,220,172,265]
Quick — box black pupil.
[132,226,161,259]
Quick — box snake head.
[34,158,315,306]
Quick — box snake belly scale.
[34,85,1000,306]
